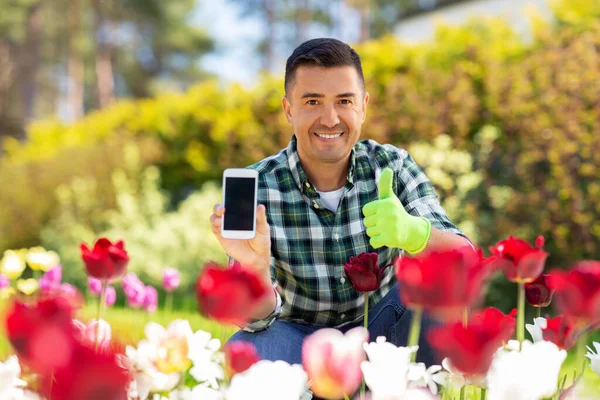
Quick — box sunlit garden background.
[0,0,599,398]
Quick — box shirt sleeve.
[396,151,469,240]
[241,282,283,333]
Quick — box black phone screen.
[223,177,256,231]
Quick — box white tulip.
[487,340,566,400]
[361,336,418,400]
[227,360,307,400]
[525,317,547,343]
[586,341,600,376]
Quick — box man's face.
[282,65,369,167]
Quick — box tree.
[229,0,333,72]
[0,0,215,143]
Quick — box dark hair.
[284,38,365,95]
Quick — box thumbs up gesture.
[362,168,432,254]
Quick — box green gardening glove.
[362,168,432,254]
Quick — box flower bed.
[0,236,599,399]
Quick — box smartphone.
[221,168,259,239]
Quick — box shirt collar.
[286,134,357,192]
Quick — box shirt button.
[340,277,345,284]
[313,201,319,209]
[333,233,340,241]
[340,313,346,319]
[305,182,310,188]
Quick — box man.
[210,38,470,366]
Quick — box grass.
[0,301,237,359]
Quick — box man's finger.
[363,215,378,228]
[369,235,385,249]
[362,201,379,217]
[210,214,222,228]
[378,168,394,200]
[256,204,269,234]
[213,204,225,216]
[366,226,381,238]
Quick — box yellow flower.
[1,250,26,279]
[26,247,60,272]
[155,336,192,374]
[0,287,16,299]
[17,278,39,295]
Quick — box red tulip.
[344,252,392,292]
[549,261,600,328]
[42,341,130,400]
[525,273,554,307]
[80,238,129,280]
[225,341,261,377]
[542,315,579,350]
[488,236,548,283]
[5,295,79,373]
[395,246,491,320]
[196,261,270,326]
[427,307,517,376]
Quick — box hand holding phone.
[210,169,271,274]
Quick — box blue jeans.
[227,282,438,367]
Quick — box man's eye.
[306,99,319,105]
[339,99,352,105]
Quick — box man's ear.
[362,91,370,122]
[282,96,293,124]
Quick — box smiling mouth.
[314,132,343,139]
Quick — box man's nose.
[319,104,341,128]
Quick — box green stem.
[364,293,369,329]
[517,282,525,349]
[481,388,487,400]
[536,307,541,319]
[361,293,369,397]
[576,331,589,379]
[460,385,465,400]
[344,395,350,400]
[165,292,173,314]
[408,307,423,363]
[95,279,107,351]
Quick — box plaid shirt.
[243,135,465,332]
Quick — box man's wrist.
[405,216,432,255]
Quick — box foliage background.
[0,0,598,312]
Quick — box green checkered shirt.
[244,135,465,332]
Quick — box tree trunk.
[21,2,43,124]
[358,1,370,42]
[263,0,276,72]
[0,41,13,126]
[93,0,115,108]
[295,0,311,46]
[67,0,85,119]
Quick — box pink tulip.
[40,265,63,291]
[143,285,158,313]
[105,285,116,307]
[163,267,181,292]
[302,327,368,399]
[0,274,10,290]
[72,318,112,350]
[122,273,145,308]
[60,283,78,298]
[88,277,102,296]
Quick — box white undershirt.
[315,186,345,212]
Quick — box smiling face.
[282,65,369,169]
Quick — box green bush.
[0,137,163,252]
[1,0,599,269]
[41,144,227,292]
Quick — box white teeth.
[316,133,342,139]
